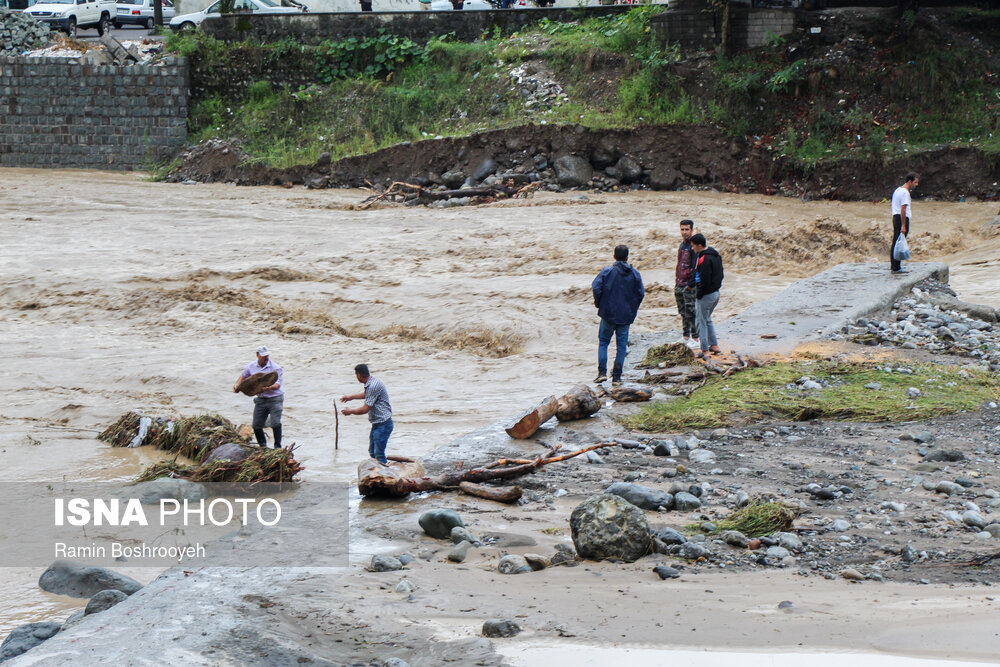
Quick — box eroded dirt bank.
[166,125,1000,202]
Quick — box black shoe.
[253,428,267,447]
[891,269,910,274]
[272,425,282,449]
[594,374,608,383]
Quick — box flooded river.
[1,168,998,635]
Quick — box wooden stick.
[333,399,339,450]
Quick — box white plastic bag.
[893,233,910,261]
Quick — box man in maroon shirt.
[674,219,698,346]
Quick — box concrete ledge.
[718,261,949,357]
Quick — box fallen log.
[505,396,559,439]
[358,180,540,209]
[556,384,602,421]
[236,371,279,397]
[357,442,613,500]
[458,481,522,503]
[597,386,653,402]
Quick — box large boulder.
[0,622,61,662]
[117,477,208,505]
[553,155,593,188]
[418,509,464,539]
[615,156,642,183]
[38,561,142,599]
[648,167,681,191]
[570,494,650,562]
[604,483,674,511]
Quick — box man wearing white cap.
[232,345,284,448]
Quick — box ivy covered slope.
[167,5,1000,173]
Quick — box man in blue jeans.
[340,364,393,465]
[592,244,645,386]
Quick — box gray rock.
[906,387,921,398]
[0,622,62,662]
[735,491,750,508]
[570,494,651,562]
[801,380,823,390]
[553,155,593,187]
[648,167,680,190]
[116,477,208,505]
[383,658,411,667]
[370,555,403,572]
[865,382,882,390]
[38,561,142,599]
[962,511,989,529]
[673,491,702,511]
[398,554,414,566]
[604,482,674,511]
[653,526,687,545]
[498,554,532,574]
[766,546,790,559]
[900,545,919,562]
[523,553,549,571]
[720,530,749,548]
[924,449,966,463]
[471,157,497,181]
[841,568,865,581]
[828,519,851,532]
[777,533,803,551]
[913,430,935,444]
[59,610,86,632]
[687,448,716,465]
[450,526,480,546]
[615,156,642,183]
[482,619,521,638]
[984,524,1000,538]
[623,472,642,482]
[418,509,464,539]
[586,451,604,464]
[935,481,965,495]
[653,565,681,579]
[441,170,466,189]
[84,589,128,616]
[448,541,472,563]
[679,542,709,560]
[395,579,414,593]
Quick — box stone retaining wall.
[650,7,798,50]
[0,56,188,170]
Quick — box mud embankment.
[166,124,1000,202]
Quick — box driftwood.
[357,443,614,501]
[556,384,602,421]
[236,371,278,397]
[641,365,707,384]
[458,482,522,503]
[596,386,653,402]
[505,396,559,439]
[358,180,539,209]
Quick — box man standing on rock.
[674,219,698,348]
[690,233,723,359]
[233,345,284,449]
[592,244,645,386]
[891,172,919,274]
[341,364,393,465]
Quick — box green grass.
[621,361,1000,432]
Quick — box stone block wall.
[201,6,632,44]
[651,7,797,51]
[0,56,188,170]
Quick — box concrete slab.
[716,262,948,357]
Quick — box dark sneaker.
[593,374,608,383]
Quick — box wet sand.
[1,168,999,642]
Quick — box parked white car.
[25,0,115,36]
[114,0,174,29]
[169,0,303,31]
[430,0,492,9]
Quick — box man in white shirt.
[890,173,919,274]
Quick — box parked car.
[25,0,115,36]
[429,0,493,9]
[169,0,303,31]
[114,0,174,29]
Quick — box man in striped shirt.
[340,364,393,465]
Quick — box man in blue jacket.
[592,245,645,386]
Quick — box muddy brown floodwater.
[1,168,998,637]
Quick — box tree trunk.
[505,396,559,439]
[720,1,732,58]
[556,384,602,421]
[458,482,522,503]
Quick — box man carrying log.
[592,244,645,386]
[233,345,284,449]
[340,364,393,466]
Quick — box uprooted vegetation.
[164,6,1000,199]
[621,361,1000,432]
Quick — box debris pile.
[0,9,53,56]
[133,446,302,484]
[99,411,248,461]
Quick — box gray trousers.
[252,395,283,429]
[696,291,720,352]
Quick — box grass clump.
[133,447,303,484]
[638,342,694,368]
[621,361,1000,431]
[100,411,247,461]
[712,501,799,537]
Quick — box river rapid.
[1,168,998,635]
